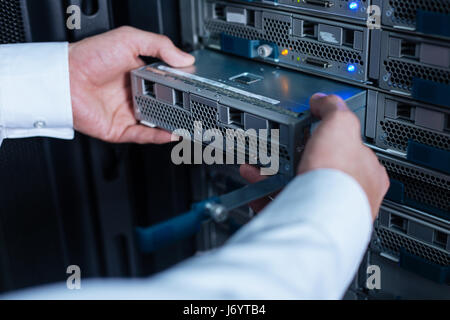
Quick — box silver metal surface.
[152,50,366,114]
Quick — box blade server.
[180,0,450,298]
[131,49,367,178]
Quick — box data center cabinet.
[181,0,450,297]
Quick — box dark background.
[0,0,196,293]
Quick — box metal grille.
[375,227,450,266]
[379,119,450,152]
[380,157,450,213]
[204,20,260,40]
[383,60,450,92]
[387,0,450,26]
[263,17,291,48]
[191,99,222,133]
[136,95,291,163]
[0,0,26,44]
[136,96,194,133]
[292,39,363,65]
[204,18,363,66]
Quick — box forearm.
[145,169,373,300]
[3,169,372,300]
[0,42,74,147]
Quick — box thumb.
[309,93,349,120]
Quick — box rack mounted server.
[131,49,366,178]
[231,0,375,24]
[200,0,371,83]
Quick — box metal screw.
[206,203,229,223]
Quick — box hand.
[241,94,390,220]
[69,26,195,144]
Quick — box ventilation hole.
[383,59,450,92]
[379,118,450,152]
[0,0,27,44]
[204,17,364,66]
[388,0,450,27]
[380,157,450,212]
[375,227,450,266]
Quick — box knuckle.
[158,34,173,46]
[117,25,134,35]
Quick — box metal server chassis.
[131,49,367,178]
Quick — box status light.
[347,64,356,73]
[281,49,289,56]
[349,1,359,10]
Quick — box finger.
[239,164,267,184]
[119,125,173,144]
[122,27,195,67]
[239,165,278,213]
[309,94,349,120]
[249,198,272,214]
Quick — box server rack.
[180,0,450,298]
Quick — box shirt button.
[34,120,47,129]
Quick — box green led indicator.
[297,57,300,61]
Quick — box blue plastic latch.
[412,78,450,108]
[407,140,450,174]
[136,197,219,253]
[400,248,450,284]
[220,34,278,60]
[385,179,405,204]
[416,10,450,38]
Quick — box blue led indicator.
[349,2,359,10]
[347,64,356,73]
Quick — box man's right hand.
[241,93,390,221]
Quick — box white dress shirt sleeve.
[2,169,372,300]
[0,42,74,148]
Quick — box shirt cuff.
[0,42,74,141]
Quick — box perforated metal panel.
[205,18,365,68]
[237,0,371,22]
[379,155,450,214]
[379,119,450,152]
[379,32,450,100]
[383,0,450,29]
[136,96,194,133]
[375,227,449,266]
[203,1,369,82]
[0,0,26,44]
[383,59,450,92]
[135,94,291,165]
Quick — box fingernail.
[311,93,327,101]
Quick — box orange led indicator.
[281,49,289,56]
